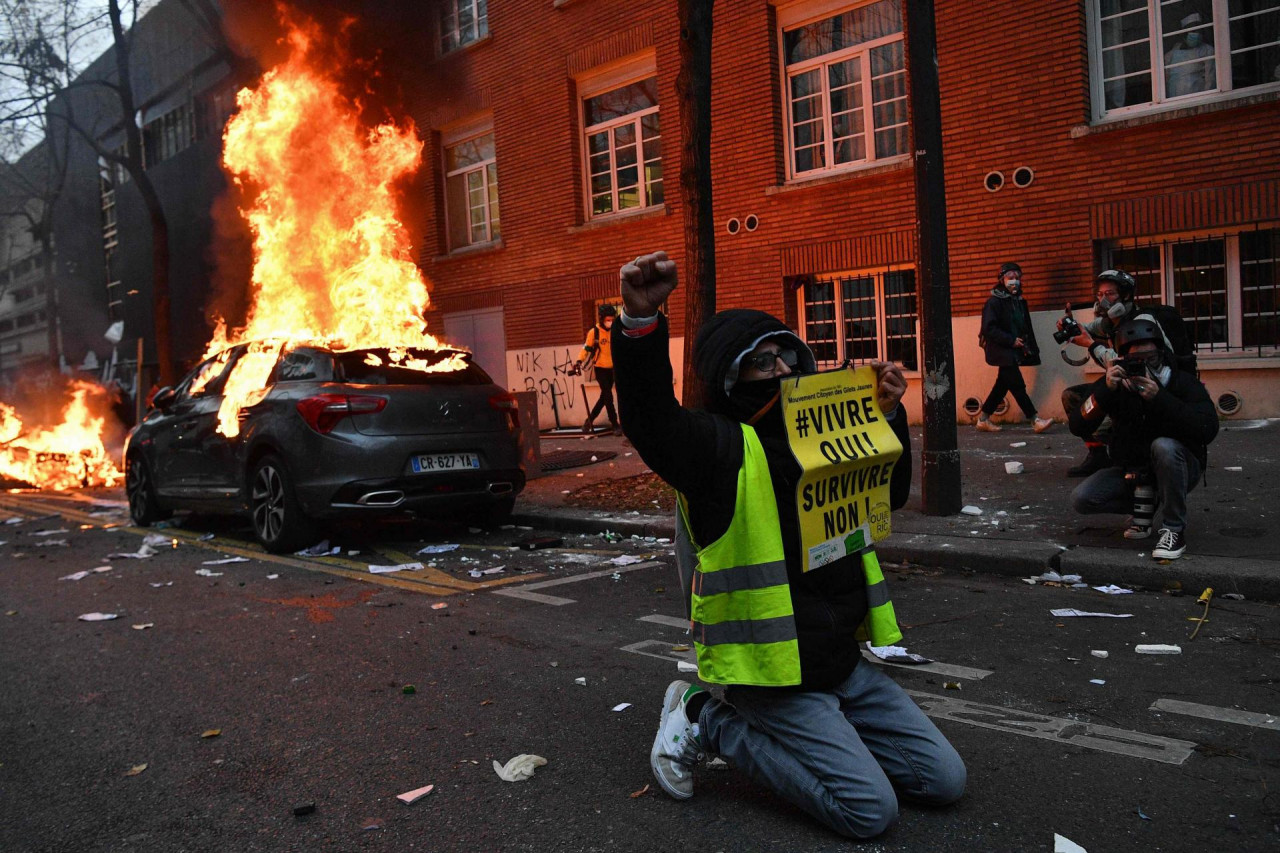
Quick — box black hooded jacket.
[614,311,912,690]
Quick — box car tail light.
[297,394,388,434]
[489,392,520,430]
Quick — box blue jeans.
[699,662,966,839]
[1070,437,1202,532]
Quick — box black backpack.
[1144,304,1198,375]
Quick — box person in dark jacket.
[613,251,964,840]
[976,262,1051,433]
[1067,317,1218,560]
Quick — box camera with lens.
[1117,355,1148,381]
[1053,315,1081,345]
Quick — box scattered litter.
[1009,441,1027,448]
[574,677,587,686]
[1051,609,1133,618]
[1004,461,1024,474]
[1091,650,1109,659]
[198,533,216,541]
[142,533,171,548]
[561,490,571,494]
[5,517,25,525]
[416,543,460,555]
[132,623,155,630]
[1092,584,1133,595]
[493,754,547,782]
[590,455,598,462]
[629,784,650,798]
[943,682,961,690]
[200,729,221,739]
[149,582,173,588]
[677,661,699,673]
[361,818,383,831]
[107,544,157,560]
[368,562,423,574]
[32,528,70,537]
[1137,806,1152,821]
[1022,577,1037,585]
[124,764,148,777]
[34,539,69,548]
[1089,679,1106,685]
[1020,505,1031,510]
[961,506,982,516]
[431,603,448,610]
[1055,833,1088,853]
[1135,644,1181,655]
[92,566,111,573]
[609,555,644,566]
[202,556,249,566]
[295,540,339,557]
[60,571,91,581]
[612,703,632,712]
[1221,593,1245,601]
[468,566,507,578]
[866,643,933,665]
[396,784,434,805]
[1223,466,1242,472]
[78,612,118,621]
[194,569,223,577]
[292,802,315,816]
[706,757,730,771]
[266,574,279,580]
[610,572,622,581]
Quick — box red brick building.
[410,0,1280,427]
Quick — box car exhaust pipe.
[357,490,405,507]
[488,482,514,495]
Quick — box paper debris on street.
[1091,650,1109,658]
[1004,461,1024,474]
[1054,833,1087,853]
[574,677,587,686]
[34,539,68,547]
[1089,679,1106,685]
[612,703,632,712]
[396,784,434,805]
[194,568,223,577]
[1051,609,1133,618]
[417,543,460,555]
[867,643,934,665]
[202,556,249,565]
[677,660,699,673]
[60,571,91,581]
[608,555,644,566]
[78,612,118,621]
[961,505,983,515]
[369,562,423,574]
[142,533,171,548]
[493,754,547,782]
[107,544,158,560]
[124,764,148,777]
[132,623,155,630]
[92,566,111,573]
[1092,585,1133,594]
[295,540,340,557]
[1135,644,1182,654]
[149,582,173,587]
[431,602,447,610]
[198,533,216,541]
[32,528,70,537]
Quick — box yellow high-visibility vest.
[677,424,901,687]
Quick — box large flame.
[207,16,453,437]
[0,383,123,490]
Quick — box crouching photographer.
[1066,319,1218,561]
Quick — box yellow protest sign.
[780,367,903,572]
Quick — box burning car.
[124,342,525,552]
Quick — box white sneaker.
[976,418,1001,432]
[650,680,705,800]
[1033,417,1053,433]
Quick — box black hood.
[692,309,817,416]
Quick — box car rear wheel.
[250,454,316,553]
[126,455,171,527]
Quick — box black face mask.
[727,377,783,428]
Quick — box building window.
[780,0,907,179]
[142,102,196,167]
[444,130,500,250]
[581,72,663,218]
[1107,227,1280,354]
[797,268,918,371]
[440,0,488,54]
[1091,1,1280,120]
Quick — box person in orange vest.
[572,304,620,435]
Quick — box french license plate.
[411,452,481,474]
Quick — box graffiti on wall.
[508,346,591,430]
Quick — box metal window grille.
[800,266,919,370]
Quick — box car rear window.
[333,348,493,386]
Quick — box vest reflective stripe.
[681,426,801,687]
[857,549,903,647]
[692,558,788,597]
[694,615,797,646]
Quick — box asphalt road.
[1,491,1278,852]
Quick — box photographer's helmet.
[1096,269,1137,300]
[598,303,618,322]
[1113,317,1162,354]
[998,261,1022,284]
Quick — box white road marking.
[1150,698,1280,731]
[910,691,1195,765]
[492,561,663,606]
[620,639,695,666]
[860,648,994,681]
[638,614,688,630]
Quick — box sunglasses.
[742,348,799,374]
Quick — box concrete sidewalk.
[514,418,1280,601]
